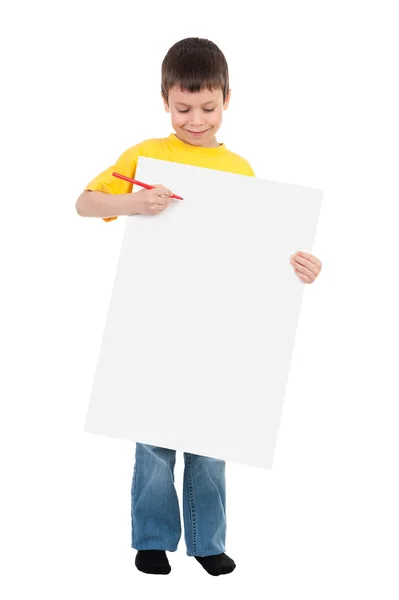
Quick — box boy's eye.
[177,108,215,113]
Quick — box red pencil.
[112,172,183,200]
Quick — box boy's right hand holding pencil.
[75,183,178,219]
[132,184,176,216]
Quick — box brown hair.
[161,37,229,104]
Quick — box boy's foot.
[135,550,171,575]
[194,552,236,576]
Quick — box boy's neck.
[174,133,221,149]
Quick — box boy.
[76,37,322,577]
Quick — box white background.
[1,0,398,598]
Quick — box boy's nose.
[189,112,205,127]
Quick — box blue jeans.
[131,443,227,556]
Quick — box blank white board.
[84,157,322,468]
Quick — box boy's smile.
[163,85,230,148]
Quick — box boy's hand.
[290,251,322,283]
[131,184,174,216]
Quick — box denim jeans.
[131,443,227,556]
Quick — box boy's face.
[163,85,230,148]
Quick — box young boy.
[76,37,322,577]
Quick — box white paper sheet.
[84,157,322,468]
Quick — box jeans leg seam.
[131,447,138,548]
[187,454,197,555]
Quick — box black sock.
[195,553,236,576]
[135,550,171,575]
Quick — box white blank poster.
[84,157,322,468]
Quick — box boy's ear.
[224,88,231,110]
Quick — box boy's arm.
[78,143,142,220]
[75,190,140,218]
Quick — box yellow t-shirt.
[84,133,255,222]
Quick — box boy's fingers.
[296,251,321,267]
[295,268,312,282]
[295,263,313,277]
[158,185,173,196]
[296,251,314,260]
[292,254,316,272]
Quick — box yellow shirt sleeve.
[84,144,141,222]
